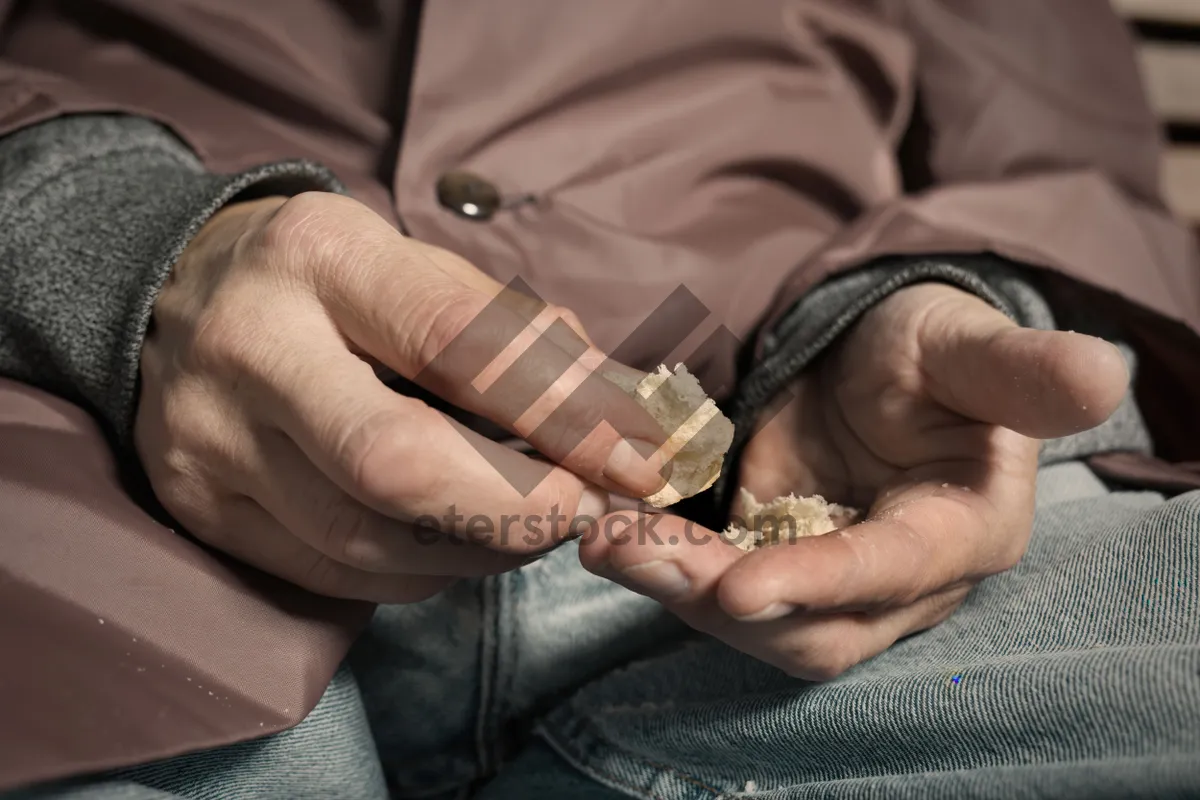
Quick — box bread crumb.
[721,488,859,552]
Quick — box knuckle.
[542,410,606,470]
[401,287,488,369]
[258,192,337,254]
[530,476,574,538]
[318,495,380,570]
[256,193,361,282]
[555,307,591,342]
[296,554,352,598]
[153,383,254,495]
[945,484,1030,575]
[877,515,937,603]
[343,407,443,509]
[141,397,239,538]
[160,443,194,482]
[257,193,386,288]
[557,307,584,330]
[154,460,215,529]
[158,386,206,445]
[925,590,968,628]
[883,581,926,609]
[188,307,263,376]
[715,577,761,620]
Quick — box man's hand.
[581,283,1129,679]
[137,192,667,603]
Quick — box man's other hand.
[582,283,1129,679]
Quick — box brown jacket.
[2,0,1199,790]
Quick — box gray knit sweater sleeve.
[0,114,345,447]
[719,254,1152,503]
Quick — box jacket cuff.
[0,113,346,451]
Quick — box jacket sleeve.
[0,0,390,447]
[731,0,1200,467]
[0,114,343,451]
[0,7,370,788]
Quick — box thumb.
[918,293,1130,440]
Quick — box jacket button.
[436,171,501,221]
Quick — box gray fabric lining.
[0,114,345,450]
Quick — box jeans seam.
[538,716,726,799]
[497,570,521,767]
[474,574,501,778]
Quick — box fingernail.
[733,602,796,623]
[619,559,690,598]
[604,439,667,496]
[574,485,610,528]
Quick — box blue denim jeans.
[12,462,1200,799]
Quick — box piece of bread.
[602,363,858,543]
[603,363,734,507]
[721,488,858,552]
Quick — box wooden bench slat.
[1111,0,1200,26]
[1137,43,1200,123]
[1163,146,1200,222]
